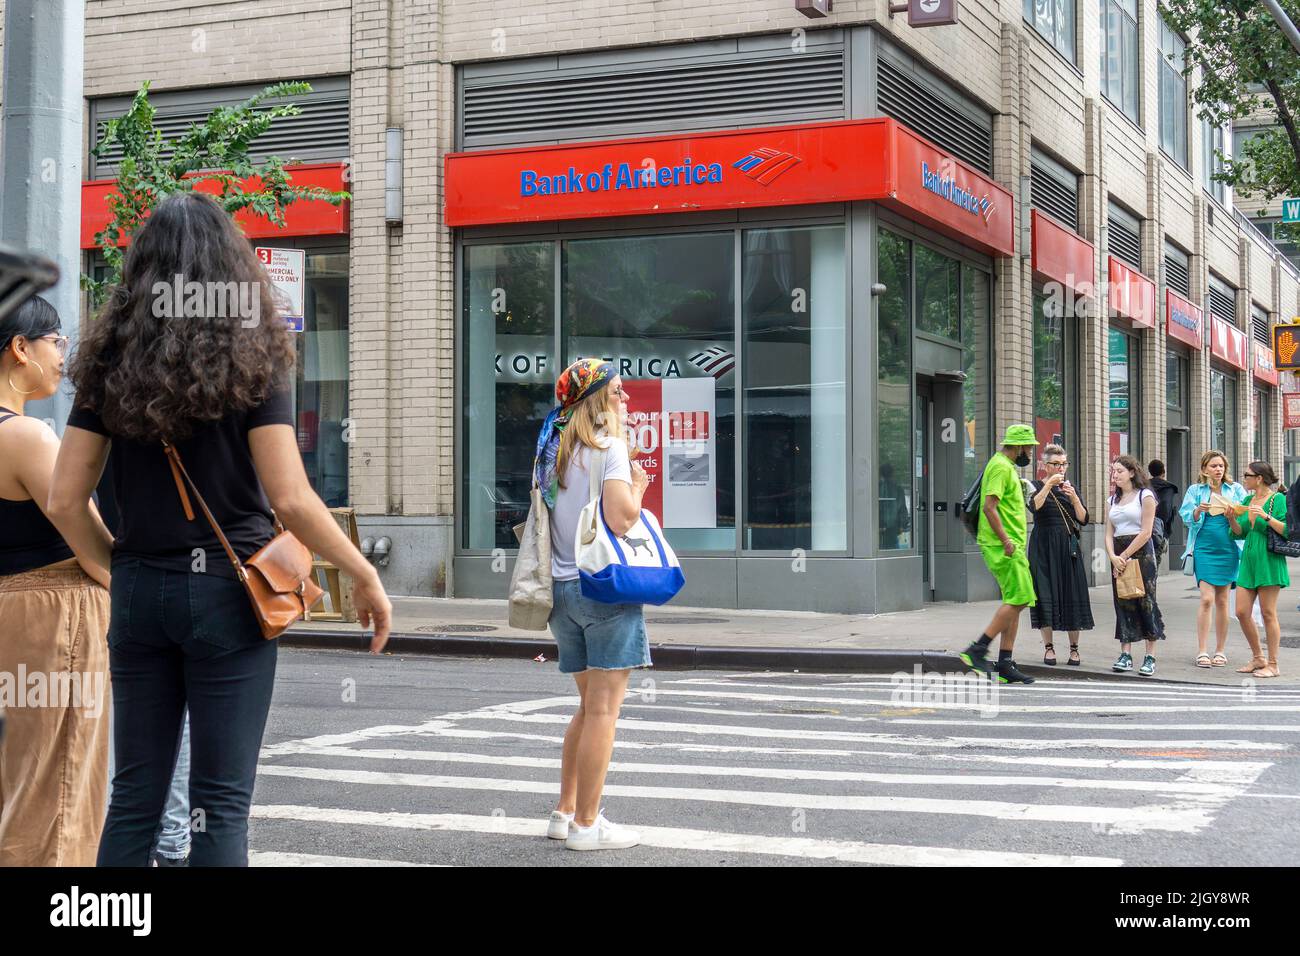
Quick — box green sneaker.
[1112,652,1133,672]
[1139,655,1156,676]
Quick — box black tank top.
[0,408,75,575]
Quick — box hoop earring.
[7,359,46,396]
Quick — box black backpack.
[960,473,984,538]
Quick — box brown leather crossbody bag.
[163,442,323,639]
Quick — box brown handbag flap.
[247,532,316,594]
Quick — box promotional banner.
[1254,341,1279,386]
[1210,316,1249,371]
[1166,290,1203,349]
[622,378,717,529]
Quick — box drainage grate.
[645,616,731,625]
[1282,634,1300,648]
[414,624,498,634]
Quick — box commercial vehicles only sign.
[256,247,306,332]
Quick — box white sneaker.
[564,811,640,851]
[546,810,574,840]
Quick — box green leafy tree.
[82,80,349,306]
[1160,1,1300,243]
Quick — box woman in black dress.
[1028,444,1094,664]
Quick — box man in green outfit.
[960,424,1038,684]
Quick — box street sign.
[1283,198,1300,224]
[795,0,832,17]
[1285,392,1300,430]
[1273,320,1300,370]
[909,0,959,27]
[255,247,306,332]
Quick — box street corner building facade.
[17,0,1299,614]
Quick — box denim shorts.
[549,578,651,675]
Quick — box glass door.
[916,379,935,597]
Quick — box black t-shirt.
[67,390,294,579]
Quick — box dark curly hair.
[68,192,295,443]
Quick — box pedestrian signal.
[1273,323,1300,371]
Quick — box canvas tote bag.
[508,484,553,630]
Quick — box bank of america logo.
[733,148,802,185]
[689,347,736,378]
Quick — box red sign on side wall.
[1284,392,1300,430]
[1031,210,1095,298]
[1210,315,1250,371]
[445,118,1016,257]
[1166,290,1203,349]
[1255,342,1280,386]
[1107,256,1156,328]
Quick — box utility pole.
[1262,0,1300,58]
[0,1,85,430]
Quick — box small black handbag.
[1262,493,1300,557]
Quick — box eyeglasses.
[1045,460,1069,468]
[613,385,629,399]
[1243,472,1259,478]
[40,334,69,357]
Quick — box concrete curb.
[281,628,1210,683]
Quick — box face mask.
[1014,452,1031,468]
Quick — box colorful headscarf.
[533,358,616,507]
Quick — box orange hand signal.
[1280,331,1300,366]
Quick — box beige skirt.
[0,558,111,867]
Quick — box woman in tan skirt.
[0,296,113,866]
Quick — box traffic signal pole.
[0,0,85,430]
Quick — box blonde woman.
[535,358,650,851]
[0,297,113,866]
[1177,451,1247,667]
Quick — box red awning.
[1107,256,1155,329]
[80,162,351,249]
[1166,290,1203,349]
[1031,210,1095,298]
[1210,315,1249,371]
[444,118,1015,257]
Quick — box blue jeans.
[154,716,191,859]
[97,561,277,867]
[548,578,650,674]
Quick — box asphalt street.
[248,648,1300,867]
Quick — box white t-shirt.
[1109,488,1153,537]
[550,437,633,581]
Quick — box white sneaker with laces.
[547,810,574,840]
[564,811,640,851]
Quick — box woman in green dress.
[1232,460,1289,679]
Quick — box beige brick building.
[3,0,1298,612]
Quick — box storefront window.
[962,266,991,488]
[294,251,350,507]
[1166,350,1183,410]
[877,230,913,551]
[1210,367,1237,458]
[1033,292,1069,478]
[1254,388,1268,463]
[916,244,959,341]
[563,232,735,551]
[741,226,846,551]
[1108,327,1136,458]
[462,242,555,550]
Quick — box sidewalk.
[285,572,1300,685]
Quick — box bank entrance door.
[1166,353,1191,568]
[916,380,935,596]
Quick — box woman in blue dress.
[1177,450,1247,667]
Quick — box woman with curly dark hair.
[47,191,391,867]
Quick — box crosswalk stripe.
[261,744,1245,796]
[697,676,1300,697]
[248,851,440,867]
[446,708,1292,749]
[383,726,1273,778]
[249,804,1124,866]
[254,764,1220,832]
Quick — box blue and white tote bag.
[575,448,685,606]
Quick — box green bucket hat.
[1000,423,1039,447]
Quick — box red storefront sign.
[444,118,1015,257]
[1107,256,1155,328]
[1210,315,1249,371]
[1255,342,1280,386]
[1031,210,1095,298]
[1166,290,1203,349]
[80,162,351,249]
[1284,392,1300,429]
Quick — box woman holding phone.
[1027,444,1093,665]
[1231,461,1289,678]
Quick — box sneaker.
[1112,652,1133,672]
[995,658,1035,684]
[1139,655,1156,676]
[959,642,994,677]
[564,811,640,852]
[546,810,574,840]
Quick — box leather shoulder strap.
[162,443,245,576]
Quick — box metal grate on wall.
[876,57,993,175]
[1208,280,1237,325]
[89,78,350,178]
[461,46,845,148]
[1108,215,1142,271]
[1253,309,1271,346]
[1165,244,1191,298]
[1031,156,1079,233]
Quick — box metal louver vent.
[1164,252,1190,298]
[876,58,992,174]
[1108,216,1142,270]
[1253,313,1271,345]
[462,51,845,148]
[1208,284,1237,324]
[91,81,349,178]
[1031,161,1079,233]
